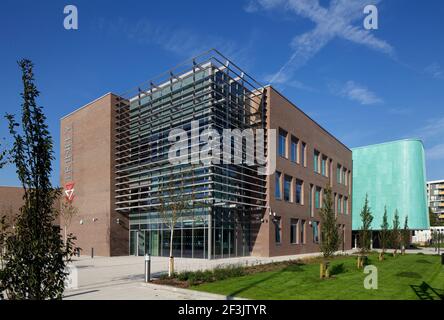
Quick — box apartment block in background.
[427,180,444,222]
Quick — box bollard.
[91,247,94,259]
[145,254,151,283]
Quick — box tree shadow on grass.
[410,281,444,300]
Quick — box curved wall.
[352,139,429,230]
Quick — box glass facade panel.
[284,175,292,202]
[275,171,282,199]
[279,130,287,158]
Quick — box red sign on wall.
[65,182,75,202]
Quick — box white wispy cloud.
[331,80,383,105]
[426,143,444,160]
[93,17,254,68]
[246,0,395,84]
[416,116,444,139]
[424,63,444,79]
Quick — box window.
[314,150,320,173]
[309,184,314,216]
[295,179,303,204]
[342,168,347,185]
[279,129,287,158]
[344,197,348,214]
[275,171,281,199]
[290,219,298,244]
[290,136,298,163]
[284,175,292,202]
[313,221,319,244]
[321,156,327,176]
[337,195,342,214]
[275,218,281,244]
[337,164,342,183]
[300,220,306,244]
[315,187,321,209]
[301,142,307,166]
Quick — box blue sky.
[0,0,443,186]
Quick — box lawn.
[192,254,444,300]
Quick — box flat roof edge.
[351,138,424,151]
[265,85,352,152]
[60,92,114,121]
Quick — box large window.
[275,218,281,244]
[284,175,292,202]
[290,219,298,244]
[321,156,327,176]
[337,195,342,214]
[314,150,320,173]
[301,142,306,166]
[290,136,298,163]
[300,220,306,244]
[279,129,287,158]
[337,164,342,183]
[313,221,319,244]
[344,197,348,214]
[309,184,314,216]
[295,179,303,204]
[275,171,282,199]
[315,187,321,209]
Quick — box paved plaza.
[63,247,439,300]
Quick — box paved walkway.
[63,247,439,300]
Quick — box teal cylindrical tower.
[352,139,429,230]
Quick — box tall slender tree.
[379,206,389,261]
[391,209,401,256]
[401,216,409,255]
[319,185,340,278]
[0,59,75,299]
[359,194,373,254]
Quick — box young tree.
[379,206,389,261]
[391,209,401,256]
[59,198,78,245]
[401,216,409,255]
[0,59,75,299]
[358,195,373,253]
[318,186,340,278]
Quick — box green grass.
[192,254,444,300]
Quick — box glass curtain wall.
[116,50,266,259]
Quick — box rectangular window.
[338,195,342,214]
[342,168,346,185]
[300,220,305,244]
[337,164,342,184]
[344,197,348,214]
[314,150,320,173]
[279,129,287,158]
[275,218,281,244]
[295,179,303,204]
[275,171,281,199]
[321,156,327,176]
[290,136,298,163]
[315,187,321,209]
[313,221,319,244]
[309,184,314,216]
[290,219,298,244]
[284,175,292,202]
[301,142,306,166]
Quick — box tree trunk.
[320,261,330,279]
[169,227,174,277]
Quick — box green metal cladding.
[352,139,429,230]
